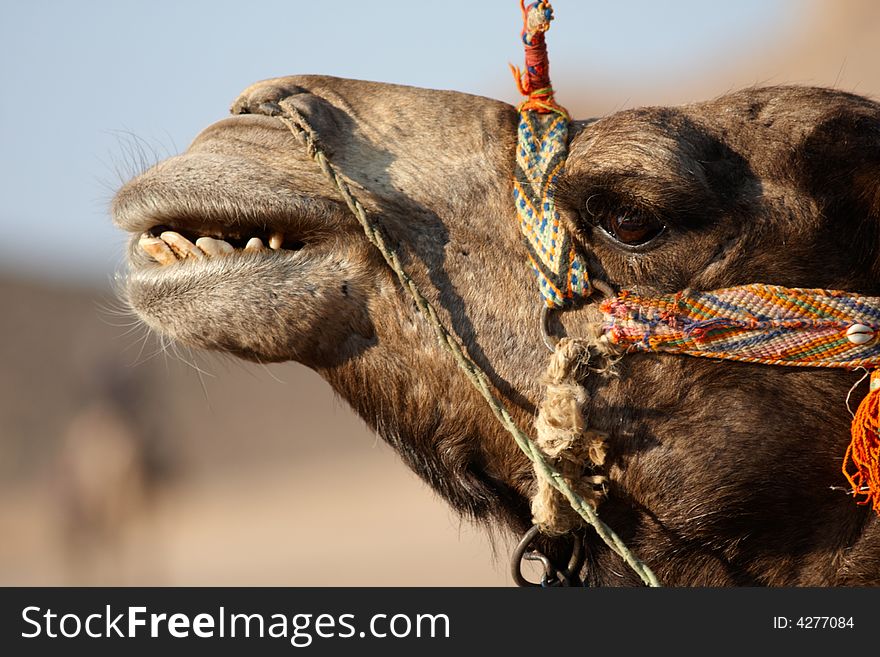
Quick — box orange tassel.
[844,370,880,513]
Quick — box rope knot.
[522,0,553,45]
[510,0,568,117]
[531,338,609,536]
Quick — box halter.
[604,287,880,511]
[511,1,589,307]
[510,1,880,523]
[261,1,879,587]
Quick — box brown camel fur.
[113,76,880,585]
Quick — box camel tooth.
[195,236,234,257]
[138,234,177,266]
[244,237,265,252]
[268,232,284,250]
[160,231,204,260]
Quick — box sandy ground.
[0,457,509,587]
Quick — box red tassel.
[844,370,880,513]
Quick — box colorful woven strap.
[512,1,590,308]
[602,284,880,512]
[601,285,880,368]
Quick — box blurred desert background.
[1,0,878,586]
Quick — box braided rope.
[266,97,659,587]
[511,1,587,308]
[514,111,590,307]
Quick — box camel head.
[113,75,880,585]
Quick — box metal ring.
[511,526,547,587]
[511,525,583,587]
[523,550,563,587]
[590,278,616,300]
[540,305,558,352]
[564,532,585,579]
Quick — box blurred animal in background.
[55,365,172,583]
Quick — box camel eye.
[599,212,664,246]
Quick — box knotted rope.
[509,2,646,564]
[530,338,609,535]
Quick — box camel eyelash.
[559,187,663,231]
[556,172,719,237]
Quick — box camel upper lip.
[112,186,342,240]
[111,139,351,239]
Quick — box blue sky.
[0,0,789,282]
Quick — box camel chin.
[123,246,361,364]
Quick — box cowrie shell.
[846,324,875,345]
